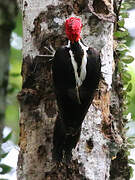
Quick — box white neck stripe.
[69,40,88,87]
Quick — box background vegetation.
[6,12,22,144]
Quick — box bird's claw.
[44,44,55,56]
[37,44,56,60]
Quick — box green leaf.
[126,83,133,92]
[122,72,132,82]
[118,19,125,27]
[114,30,128,38]
[126,94,131,100]
[120,12,129,18]
[127,144,135,149]
[0,164,12,174]
[125,98,131,105]
[125,150,130,156]
[121,3,132,10]
[128,159,135,165]
[116,43,129,52]
[2,131,12,143]
[119,27,128,32]
[130,167,134,178]
[118,61,125,71]
[127,136,135,143]
[121,55,134,64]
[123,80,128,86]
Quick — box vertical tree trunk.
[17,0,130,179]
[0,0,17,143]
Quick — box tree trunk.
[17,0,130,179]
[0,0,17,143]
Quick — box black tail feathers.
[52,115,81,163]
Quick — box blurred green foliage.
[114,1,135,175]
[14,12,22,36]
[125,0,135,9]
[5,12,22,144]
[114,1,135,123]
[127,67,135,119]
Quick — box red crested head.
[65,17,82,43]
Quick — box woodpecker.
[52,17,101,162]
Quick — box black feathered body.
[52,40,101,162]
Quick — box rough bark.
[0,0,18,144]
[17,0,130,179]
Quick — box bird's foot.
[37,44,56,61]
[43,44,55,56]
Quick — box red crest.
[65,17,83,42]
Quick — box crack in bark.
[88,0,116,23]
